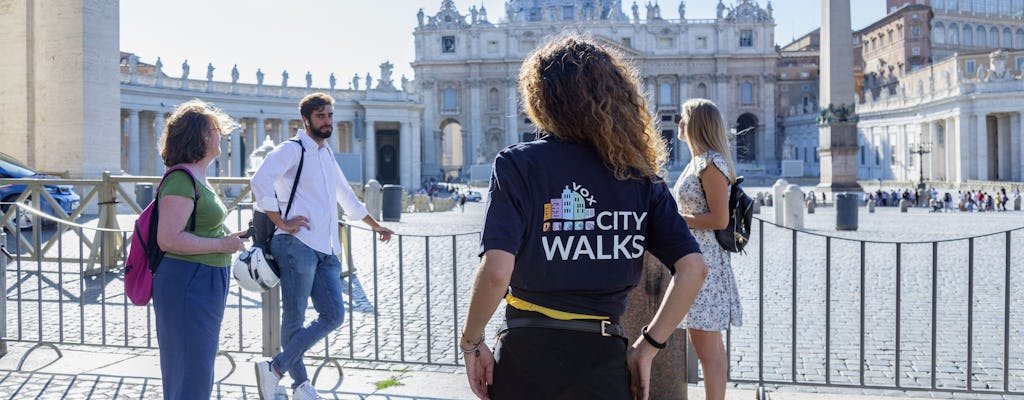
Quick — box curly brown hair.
[159,99,237,167]
[519,33,666,180]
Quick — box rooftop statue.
[181,59,190,80]
[206,63,214,81]
[231,64,239,84]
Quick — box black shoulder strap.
[159,166,200,232]
[284,139,305,219]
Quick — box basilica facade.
[413,0,780,180]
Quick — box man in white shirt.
[251,93,393,400]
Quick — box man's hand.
[463,342,494,399]
[277,215,310,234]
[372,225,394,243]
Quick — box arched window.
[934,22,946,44]
[442,87,458,111]
[963,24,973,46]
[696,83,708,99]
[989,27,999,47]
[976,25,986,47]
[488,88,499,111]
[1003,27,1012,48]
[741,81,754,105]
[949,23,959,44]
[659,82,672,105]
[1016,28,1024,48]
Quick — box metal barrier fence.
[726,217,1023,396]
[1,181,1022,396]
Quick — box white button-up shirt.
[251,130,369,255]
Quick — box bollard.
[751,198,761,214]
[622,255,688,399]
[381,184,403,222]
[773,179,788,225]
[899,198,910,213]
[836,193,859,230]
[806,198,816,214]
[765,193,773,207]
[261,287,282,356]
[1014,195,1021,211]
[364,180,383,220]
[868,199,876,213]
[783,185,804,229]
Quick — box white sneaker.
[254,360,282,400]
[292,380,324,400]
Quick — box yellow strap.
[505,294,608,321]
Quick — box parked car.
[0,152,81,229]
[464,190,482,202]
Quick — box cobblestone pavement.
[2,188,1023,398]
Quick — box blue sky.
[120,1,885,86]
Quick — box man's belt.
[504,317,626,339]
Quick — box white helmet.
[232,247,280,292]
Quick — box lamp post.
[909,141,931,191]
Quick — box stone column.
[230,125,242,177]
[976,113,987,180]
[419,80,440,178]
[996,114,1011,180]
[128,110,140,175]
[279,119,289,142]
[365,119,376,183]
[1011,113,1021,181]
[506,80,519,146]
[400,121,412,188]
[646,76,657,115]
[153,112,165,174]
[928,120,939,181]
[468,79,483,165]
[140,113,154,175]
[956,115,971,183]
[677,75,689,165]
[762,76,778,173]
[256,117,265,142]
[411,118,422,187]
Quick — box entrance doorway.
[377,130,399,185]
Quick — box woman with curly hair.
[154,99,248,399]
[459,34,708,400]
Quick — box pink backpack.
[125,167,198,306]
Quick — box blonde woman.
[673,99,743,400]
[460,34,708,400]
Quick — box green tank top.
[157,169,231,267]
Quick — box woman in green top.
[153,99,248,400]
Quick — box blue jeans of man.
[270,234,345,388]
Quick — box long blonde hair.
[680,98,736,183]
[518,33,667,181]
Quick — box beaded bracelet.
[460,335,484,357]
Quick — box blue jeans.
[153,257,229,400]
[270,234,345,388]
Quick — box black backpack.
[714,176,754,253]
[248,139,304,272]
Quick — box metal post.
[261,287,281,357]
[0,229,9,356]
[93,171,122,273]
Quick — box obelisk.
[817,0,863,192]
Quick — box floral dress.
[672,151,743,331]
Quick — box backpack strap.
[283,139,305,219]
[157,166,200,232]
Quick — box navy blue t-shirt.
[479,137,702,318]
